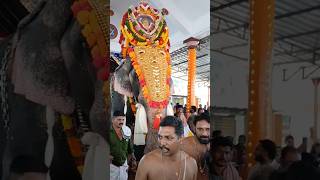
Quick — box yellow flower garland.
[61,115,85,174]
[127,47,171,109]
[69,0,110,175]
[119,3,170,59]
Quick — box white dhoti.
[81,132,109,180]
[110,160,129,180]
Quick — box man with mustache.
[135,116,198,180]
[181,114,211,180]
[110,111,136,180]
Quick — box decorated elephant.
[111,1,174,154]
[0,0,109,179]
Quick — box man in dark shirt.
[233,135,247,177]
[208,137,240,180]
[270,146,300,180]
[110,111,136,180]
[248,139,278,180]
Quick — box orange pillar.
[184,37,199,112]
[247,0,275,171]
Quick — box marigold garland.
[61,115,85,174]
[187,48,197,112]
[71,0,108,81]
[69,0,110,175]
[119,3,170,59]
[127,47,171,109]
[119,2,172,111]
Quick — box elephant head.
[10,0,109,140]
[111,2,173,153]
[1,0,109,179]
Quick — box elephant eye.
[159,51,166,56]
[138,50,145,54]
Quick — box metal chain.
[0,45,11,140]
[75,104,90,134]
[75,104,91,152]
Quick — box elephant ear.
[129,67,140,98]
[60,20,95,113]
[113,59,134,97]
[170,77,174,94]
[10,0,75,114]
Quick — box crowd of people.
[7,104,320,180]
[108,103,320,180]
[6,104,320,180]
[11,105,318,180]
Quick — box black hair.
[211,130,222,138]
[302,137,308,143]
[190,106,197,113]
[311,142,320,155]
[210,136,233,152]
[113,110,125,117]
[193,114,210,126]
[197,108,204,114]
[285,161,320,180]
[301,152,318,167]
[160,116,184,137]
[285,135,294,141]
[260,139,277,160]
[238,134,246,140]
[225,136,234,144]
[10,155,48,174]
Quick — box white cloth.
[44,107,55,180]
[248,162,277,180]
[183,124,194,137]
[110,160,128,180]
[133,103,148,145]
[81,132,108,180]
[166,103,174,116]
[122,125,132,140]
[124,96,128,114]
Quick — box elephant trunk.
[138,93,171,154]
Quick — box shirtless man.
[135,116,198,180]
[181,114,210,180]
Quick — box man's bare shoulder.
[182,151,198,177]
[140,149,162,163]
[181,136,196,146]
[183,151,197,165]
[136,150,162,180]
